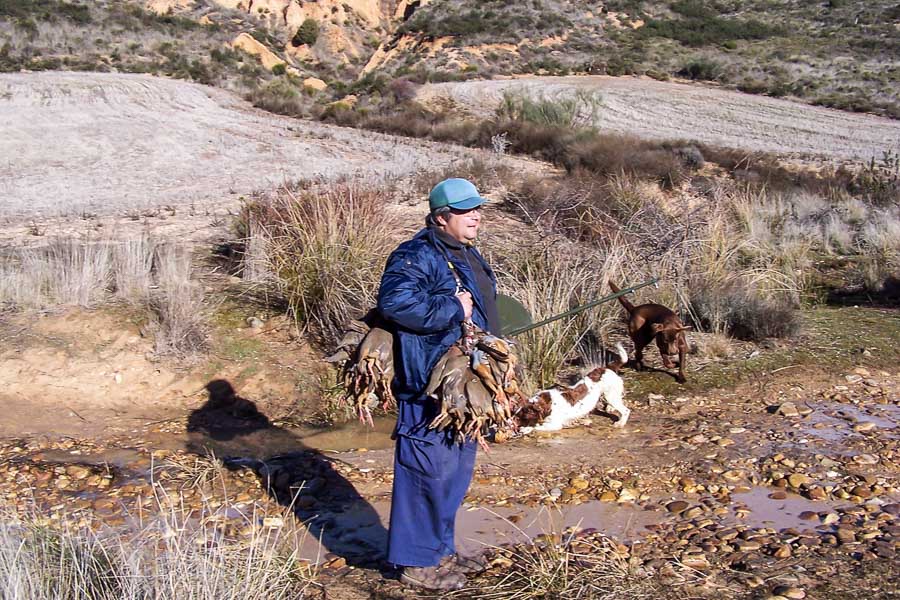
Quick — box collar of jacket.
[418,227,489,319]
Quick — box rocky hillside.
[1,0,897,118]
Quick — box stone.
[769,490,788,500]
[806,486,827,501]
[853,422,876,432]
[617,488,638,502]
[773,586,806,599]
[788,473,812,488]
[882,503,900,516]
[852,454,879,465]
[303,77,328,92]
[851,485,872,499]
[599,491,617,502]
[66,465,91,480]
[231,33,287,72]
[836,527,857,544]
[773,544,792,558]
[570,478,589,490]
[683,506,704,519]
[775,402,800,417]
[681,554,710,570]
[667,500,690,513]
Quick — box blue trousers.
[386,431,478,567]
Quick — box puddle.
[798,402,899,447]
[291,498,662,564]
[730,487,850,531]
[183,416,396,460]
[288,417,395,453]
[31,447,145,468]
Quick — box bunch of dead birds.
[328,312,526,448]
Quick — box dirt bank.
[418,76,900,164]
[0,72,517,223]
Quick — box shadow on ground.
[186,379,388,569]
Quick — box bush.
[566,134,690,188]
[640,13,783,47]
[247,79,309,118]
[496,90,601,129]
[292,18,319,47]
[678,57,722,81]
[688,281,799,341]
[241,183,400,346]
[388,77,418,103]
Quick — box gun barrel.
[504,277,659,337]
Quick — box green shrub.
[292,18,319,47]
[640,13,783,47]
[678,57,722,81]
[496,90,600,129]
[271,62,286,76]
[247,79,309,118]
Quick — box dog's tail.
[608,280,635,313]
[607,342,628,373]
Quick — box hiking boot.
[438,553,488,575]
[399,565,466,591]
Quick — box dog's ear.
[652,323,666,333]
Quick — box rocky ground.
[1,305,897,599]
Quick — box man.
[377,178,500,591]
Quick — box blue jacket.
[377,227,496,437]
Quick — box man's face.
[439,206,482,244]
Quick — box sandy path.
[418,76,900,164]
[0,72,500,222]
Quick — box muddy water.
[292,498,663,564]
[799,402,899,448]
[292,486,861,563]
[288,417,395,453]
[730,487,851,531]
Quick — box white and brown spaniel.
[515,343,629,432]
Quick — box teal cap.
[428,178,487,211]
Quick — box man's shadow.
[186,379,388,569]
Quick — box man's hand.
[456,291,473,320]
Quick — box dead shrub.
[388,77,418,103]
[490,241,624,390]
[113,236,157,302]
[687,280,799,341]
[360,108,434,138]
[413,157,520,198]
[566,134,690,189]
[150,245,208,355]
[244,182,399,346]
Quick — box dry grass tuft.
[459,519,673,600]
[148,244,208,356]
[490,241,625,390]
[0,498,315,600]
[242,182,400,347]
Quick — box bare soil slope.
[419,76,900,163]
[0,71,496,221]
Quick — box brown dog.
[609,281,691,383]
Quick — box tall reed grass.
[0,237,206,354]
[239,183,400,347]
[0,483,315,599]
